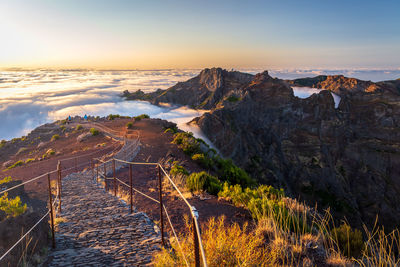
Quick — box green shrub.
[134,114,150,121]
[60,125,66,132]
[51,134,60,141]
[0,176,12,185]
[164,127,178,134]
[191,153,213,169]
[186,171,221,195]
[170,162,189,177]
[107,114,120,120]
[172,132,201,155]
[126,122,133,129]
[25,158,35,164]
[215,157,254,187]
[227,95,240,102]
[60,119,67,125]
[332,223,364,258]
[90,128,99,136]
[218,183,303,232]
[0,140,6,148]
[42,148,56,159]
[7,160,24,169]
[75,124,83,130]
[0,193,27,218]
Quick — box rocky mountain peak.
[198,67,224,92]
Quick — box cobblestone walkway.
[48,171,161,266]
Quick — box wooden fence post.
[47,173,56,248]
[129,164,133,213]
[158,165,165,246]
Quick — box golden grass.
[153,206,400,266]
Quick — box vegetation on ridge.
[156,127,400,266]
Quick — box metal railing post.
[158,165,165,246]
[113,159,116,196]
[129,164,133,213]
[47,173,56,248]
[104,163,107,191]
[91,159,94,180]
[193,217,200,267]
[57,161,61,213]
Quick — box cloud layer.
[0,68,397,140]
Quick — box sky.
[0,0,399,69]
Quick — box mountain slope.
[122,68,254,109]
[195,71,400,230]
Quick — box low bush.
[25,158,35,164]
[215,157,255,187]
[153,216,268,266]
[0,140,6,148]
[60,125,66,132]
[172,132,201,155]
[51,134,60,141]
[107,114,120,120]
[186,171,222,195]
[42,148,55,159]
[90,128,99,136]
[7,160,24,169]
[134,114,150,121]
[218,183,305,232]
[126,122,133,129]
[75,124,83,130]
[170,162,189,177]
[0,192,27,218]
[226,95,240,102]
[0,176,12,185]
[332,223,364,258]
[191,153,213,169]
[164,126,178,134]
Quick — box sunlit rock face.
[153,67,254,109]
[196,71,400,230]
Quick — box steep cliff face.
[120,68,253,109]
[153,68,253,109]
[196,71,400,230]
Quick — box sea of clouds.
[0,68,399,141]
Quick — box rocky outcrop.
[122,68,254,109]
[288,75,400,96]
[196,71,400,230]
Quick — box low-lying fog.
[0,69,398,141]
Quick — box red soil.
[1,118,252,235]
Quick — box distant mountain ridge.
[123,68,400,109]
[288,75,400,96]
[123,68,254,109]
[197,70,400,230]
[122,68,400,230]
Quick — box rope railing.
[0,121,136,264]
[112,176,190,266]
[95,157,208,267]
[0,173,60,262]
[1,121,209,266]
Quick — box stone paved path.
[47,171,161,266]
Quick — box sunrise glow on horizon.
[1,0,399,70]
